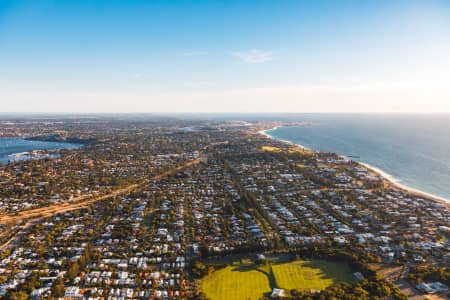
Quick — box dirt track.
[0,158,201,250]
[0,184,139,225]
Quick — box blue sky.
[1,0,450,112]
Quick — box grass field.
[200,264,271,300]
[272,260,355,291]
[200,256,355,300]
[261,145,315,156]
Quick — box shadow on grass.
[231,263,279,297]
[255,266,278,290]
[231,264,258,272]
[221,256,355,298]
[301,260,355,284]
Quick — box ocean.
[0,138,81,164]
[264,114,450,201]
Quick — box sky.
[1,0,450,113]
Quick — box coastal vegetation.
[261,145,315,156]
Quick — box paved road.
[0,158,201,251]
[395,279,426,300]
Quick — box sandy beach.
[259,126,450,207]
[258,126,312,151]
[360,162,450,207]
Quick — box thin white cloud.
[177,51,208,57]
[231,49,273,63]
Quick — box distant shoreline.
[0,137,83,165]
[258,126,312,151]
[24,135,94,145]
[259,126,450,206]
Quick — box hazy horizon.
[1,0,450,113]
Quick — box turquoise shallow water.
[266,114,450,201]
[0,138,81,164]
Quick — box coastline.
[258,126,450,207]
[360,162,450,206]
[24,135,93,145]
[258,127,312,151]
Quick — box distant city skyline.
[1,0,450,113]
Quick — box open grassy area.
[261,145,314,156]
[272,260,355,291]
[200,264,271,300]
[200,255,355,300]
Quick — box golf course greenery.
[200,255,355,300]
